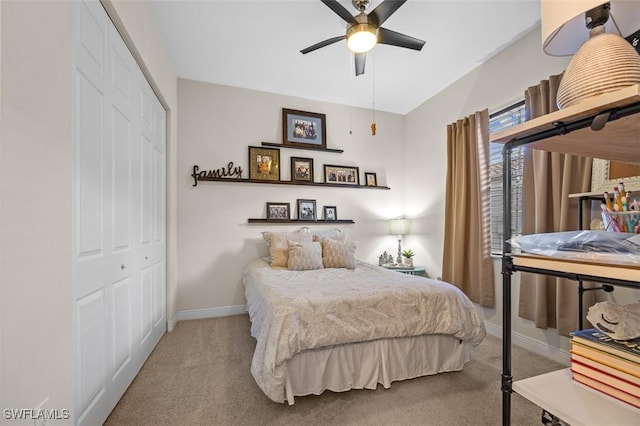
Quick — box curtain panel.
[518,74,594,336]
[442,110,494,308]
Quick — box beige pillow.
[312,232,347,242]
[287,241,323,271]
[312,229,346,241]
[262,231,313,267]
[319,237,357,269]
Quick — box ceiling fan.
[300,0,425,76]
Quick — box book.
[571,359,640,396]
[571,343,640,378]
[572,371,640,409]
[570,328,640,364]
[571,352,640,385]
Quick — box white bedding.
[243,258,486,403]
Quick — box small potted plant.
[402,249,415,267]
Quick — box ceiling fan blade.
[320,0,357,25]
[368,0,407,27]
[378,27,425,51]
[300,35,345,54]
[355,53,366,76]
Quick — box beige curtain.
[518,74,594,336]
[442,110,494,308]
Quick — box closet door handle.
[121,264,127,270]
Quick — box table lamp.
[389,218,410,264]
[541,0,640,109]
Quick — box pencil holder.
[602,210,640,233]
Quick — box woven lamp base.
[557,28,640,109]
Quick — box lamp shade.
[540,0,640,108]
[541,0,640,56]
[389,219,410,236]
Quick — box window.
[489,101,526,254]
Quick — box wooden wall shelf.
[193,175,390,189]
[248,219,354,224]
[261,142,344,153]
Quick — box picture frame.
[297,199,317,221]
[282,108,327,150]
[364,172,377,187]
[324,164,360,186]
[290,157,314,183]
[249,146,280,181]
[266,202,290,221]
[323,206,337,221]
[591,159,640,193]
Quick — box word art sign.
[192,162,243,187]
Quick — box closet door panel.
[111,107,132,253]
[75,289,107,424]
[111,276,133,386]
[76,72,105,259]
[140,134,153,247]
[140,265,153,343]
[76,1,106,92]
[153,261,165,327]
[153,144,164,243]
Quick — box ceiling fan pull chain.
[371,51,377,136]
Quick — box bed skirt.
[283,333,472,405]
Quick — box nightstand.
[382,265,427,277]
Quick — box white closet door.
[137,66,166,360]
[73,1,166,425]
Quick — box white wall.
[0,0,176,422]
[1,2,74,420]
[177,79,407,313]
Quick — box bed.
[242,230,486,404]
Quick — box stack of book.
[570,328,640,408]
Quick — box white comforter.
[242,258,486,403]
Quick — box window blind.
[489,102,526,253]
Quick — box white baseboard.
[484,321,571,366]
[176,305,248,322]
[167,313,178,332]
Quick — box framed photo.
[591,159,640,193]
[291,157,314,183]
[324,164,360,186]
[266,202,290,221]
[297,199,317,221]
[364,172,377,187]
[323,206,337,221]
[282,108,327,150]
[249,146,280,181]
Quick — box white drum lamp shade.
[389,219,410,236]
[541,0,640,109]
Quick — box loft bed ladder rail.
[499,99,640,426]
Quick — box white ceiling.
[150,0,542,115]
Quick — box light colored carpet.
[105,315,565,426]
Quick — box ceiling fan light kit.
[301,0,425,76]
[347,23,377,53]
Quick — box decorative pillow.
[287,241,324,271]
[319,237,357,269]
[312,228,346,241]
[312,232,347,242]
[262,231,313,267]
